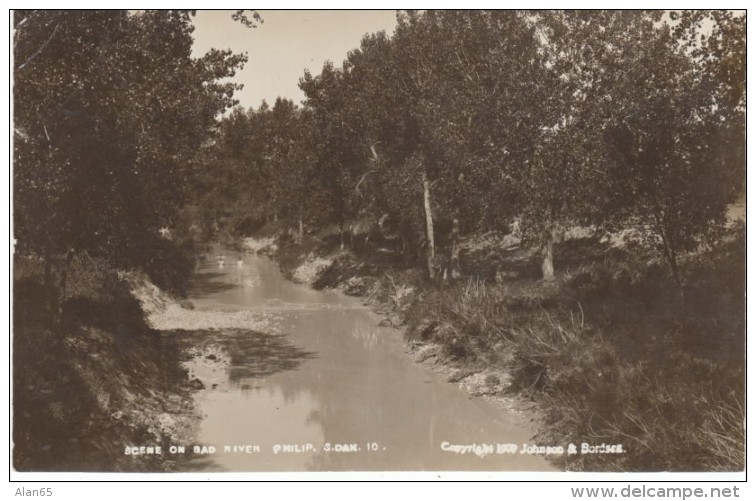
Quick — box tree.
[266,98,321,240]
[604,12,745,289]
[14,10,248,302]
[513,11,667,280]
[403,11,545,278]
[299,11,546,279]
[523,11,744,285]
[190,105,267,238]
[299,60,373,248]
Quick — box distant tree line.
[13,10,745,303]
[199,10,744,284]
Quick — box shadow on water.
[169,328,317,382]
[187,272,238,297]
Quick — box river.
[171,250,554,472]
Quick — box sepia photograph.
[10,8,746,478]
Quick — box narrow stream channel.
[172,248,554,472]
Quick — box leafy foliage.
[14,10,247,295]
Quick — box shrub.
[141,237,196,296]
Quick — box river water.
[173,251,554,472]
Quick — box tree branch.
[17,21,60,71]
[355,170,375,195]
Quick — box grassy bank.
[13,254,199,472]
[259,224,745,472]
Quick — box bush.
[141,237,196,296]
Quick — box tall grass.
[401,234,744,471]
[509,313,743,471]
[405,277,511,362]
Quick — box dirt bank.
[129,272,278,332]
[13,264,200,472]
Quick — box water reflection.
[178,329,316,382]
[178,252,554,472]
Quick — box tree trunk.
[660,235,681,288]
[449,216,460,280]
[422,170,435,279]
[339,222,345,250]
[297,218,304,243]
[400,217,413,265]
[541,239,554,281]
[54,248,75,325]
[541,225,563,281]
[654,215,684,305]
